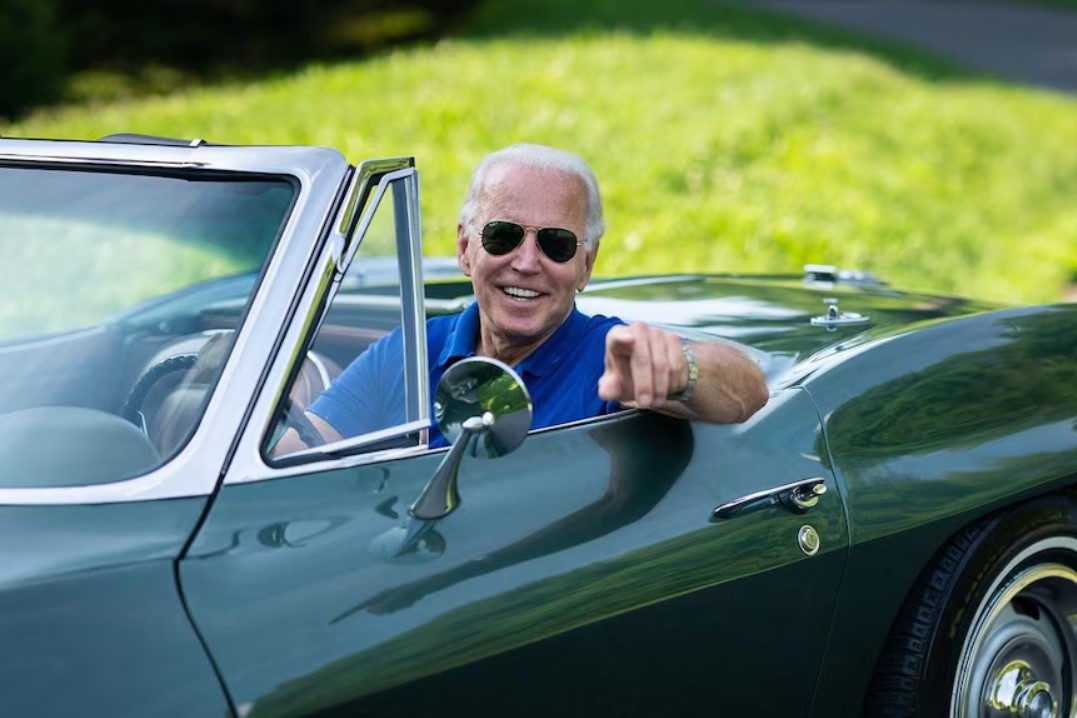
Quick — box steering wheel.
[122,330,234,454]
[280,398,326,450]
[121,353,199,433]
[125,329,338,456]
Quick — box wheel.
[865,493,1077,718]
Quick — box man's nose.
[509,230,543,271]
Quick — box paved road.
[753,0,1077,94]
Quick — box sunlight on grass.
[0,219,242,338]
[3,0,1075,304]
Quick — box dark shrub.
[0,0,65,119]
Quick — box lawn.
[3,0,1076,304]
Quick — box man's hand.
[598,322,769,424]
[598,323,686,409]
[270,409,341,457]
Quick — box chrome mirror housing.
[409,358,532,520]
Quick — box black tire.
[864,493,1077,718]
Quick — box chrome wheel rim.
[953,538,1077,718]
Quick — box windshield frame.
[0,137,352,505]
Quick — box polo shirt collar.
[436,300,481,369]
[435,303,589,379]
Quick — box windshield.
[0,164,295,488]
[0,166,293,339]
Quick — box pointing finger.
[629,323,654,406]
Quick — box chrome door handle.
[711,477,828,521]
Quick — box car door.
[180,163,849,717]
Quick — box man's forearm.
[654,341,769,424]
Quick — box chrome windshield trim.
[0,154,208,169]
[0,138,347,175]
[0,141,351,505]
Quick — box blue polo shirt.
[309,302,624,448]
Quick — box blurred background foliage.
[1,0,473,114]
[2,0,1075,304]
[0,0,66,117]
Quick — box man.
[284,143,768,452]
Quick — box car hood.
[576,274,1003,385]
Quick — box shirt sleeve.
[308,327,406,438]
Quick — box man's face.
[457,162,596,353]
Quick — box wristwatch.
[667,344,698,403]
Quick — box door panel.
[182,388,846,716]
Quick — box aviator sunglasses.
[480,221,581,263]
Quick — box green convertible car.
[1,135,1075,718]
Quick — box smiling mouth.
[502,286,541,300]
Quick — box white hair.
[458,143,606,250]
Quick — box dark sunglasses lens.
[481,221,524,255]
[538,228,578,262]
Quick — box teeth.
[504,287,539,299]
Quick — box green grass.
[3,0,1076,304]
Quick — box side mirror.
[410,357,532,520]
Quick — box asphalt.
[751,0,1077,94]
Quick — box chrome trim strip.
[398,170,429,426]
[276,419,430,461]
[0,141,351,504]
[239,441,433,483]
[337,157,414,236]
[336,168,414,273]
[0,154,207,169]
[307,168,408,326]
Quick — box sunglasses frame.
[480,220,582,263]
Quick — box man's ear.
[457,222,472,277]
[578,245,598,292]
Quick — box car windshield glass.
[0,164,295,488]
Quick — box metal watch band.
[667,344,698,403]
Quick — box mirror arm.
[409,414,490,521]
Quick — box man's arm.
[270,411,343,457]
[597,322,769,423]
